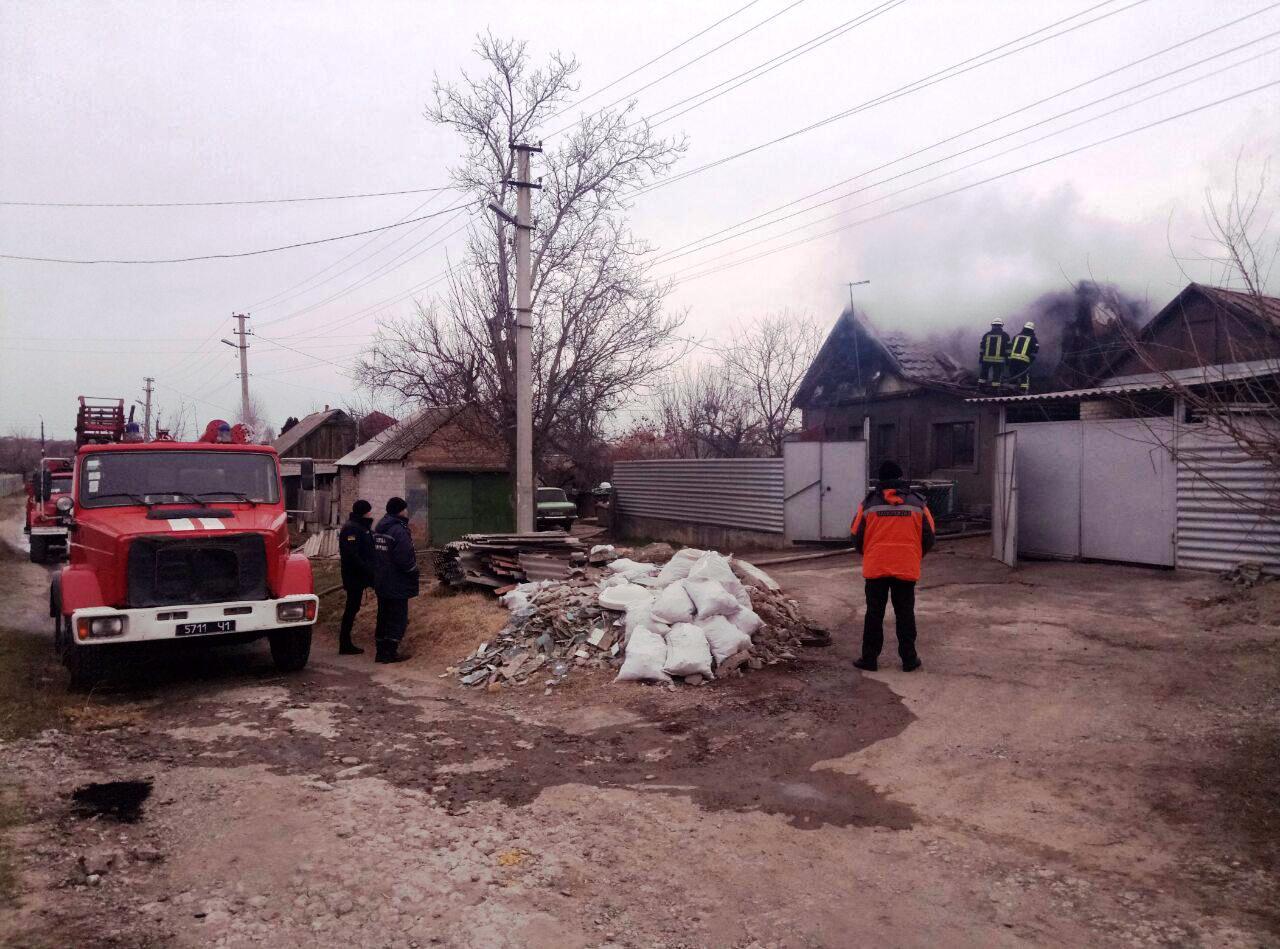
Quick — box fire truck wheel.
[269,625,312,673]
[29,536,47,565]
[62,634,102,691]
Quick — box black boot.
[902,656,922,672]
[853,657,878,672]
[338,637,364,656]
[374,642,408,664]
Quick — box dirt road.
[0,524,1276,948]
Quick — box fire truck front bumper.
[29,526,68,538]
[68,595,319,646]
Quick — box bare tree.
[656,365,762,459]
[722,310,824,456]
[1118,159,1280,523]
[0,427,41,474]
[358,35,688,473]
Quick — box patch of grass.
[0,629,73,741]
[404,584,509,668]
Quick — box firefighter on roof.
[978,318,1010,388]
[1005,321,1039,392]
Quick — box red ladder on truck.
[75,397,126,446]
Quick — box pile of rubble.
[1220,561,1275,590]
[437,533,589,588]
[449,545,824,691]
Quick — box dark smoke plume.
[1019,281,1150,387]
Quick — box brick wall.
[409,417,506,472]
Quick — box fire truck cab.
[24,457,73,564]
[48,413,318,688]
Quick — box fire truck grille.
[127,535,269,608]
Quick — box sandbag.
[654,548,709,586]
[598,583,653,612]
[728,605,763,636]
[650,581,696,624]
[607,558,659,579]
[699,615,752,665]
[684,577,740,619]
[663,623,714,679]
[688,552,751,608]
[624,602,670,646]
[615,627,671,683]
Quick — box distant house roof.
[271,408,346,457]
[358,410,396,443]
[1130,283,1280,347]
[335,406,462,466]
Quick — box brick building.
[334,406,512,546]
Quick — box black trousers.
[339,586,365,645]
[862,578,919,663]
[979,361,1004,386]
[374,596,409,645]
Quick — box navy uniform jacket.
[373,513,420,599]
[338,515,376,590]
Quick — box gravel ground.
[0,526,1277,948]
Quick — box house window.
[932,421,975,469]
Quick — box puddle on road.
[70,779,153,823]
[75,659,917,831]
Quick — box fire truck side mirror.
[299,458,316,492]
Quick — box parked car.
[535,487,577,532]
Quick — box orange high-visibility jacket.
[851,483,936,581]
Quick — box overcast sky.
[3,0,1278,438]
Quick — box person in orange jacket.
[850,460,935,672]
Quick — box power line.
[245,190,454,311]
[0,185,455,209]
[670,77,1280,285]
[633,0,1151,197]
[0,199,477,265]
[546,0,812,139]
[656,36,1280,270]
[644,0,908,128]
[664,52,1280,276]
[540,0,768,125]
[650,2,1280,265]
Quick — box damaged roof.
[796,311,974,407]
[271,408,348,458]
[335,406,462,466]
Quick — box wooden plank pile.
[437,532,589,588]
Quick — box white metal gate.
[784,441,868,542]
[992,430,1018,566]
[1007,418,1176,567]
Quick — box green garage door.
[428,473,514,546]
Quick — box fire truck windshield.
[78,451,279,508]
[50,474,72,494]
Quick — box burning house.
[793,282,1153,517]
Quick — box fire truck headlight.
[80,616,127,639]
[276,601,309,623]
[55,496,73,513]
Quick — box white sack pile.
[451,543,814,692]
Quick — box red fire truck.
[49,403,318,687]
[24,457,74,564]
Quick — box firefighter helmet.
[1023,321,1036,331]
[991,318,1004,327]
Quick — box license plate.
[176,620,236,637]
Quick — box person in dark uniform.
[978,318,1010,388]
[850,461,936,672]
[372,497,419,664]
[1004,321,1039,392]
[337,500,376,655]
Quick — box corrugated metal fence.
[1176,425,1280,573]
[613,458,785,533]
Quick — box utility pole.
[141,376,154,441]
[490,142,542,533]
[222,314,252,424]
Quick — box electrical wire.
[0,185,455,209]
[669,77,1280,285]
[540,0,768,125]
[649,1,1280,264]
[655,37,1280,269]
[0,199,477,265]
[633,0,1150,197]
[644,0,908,128]
[545,0,812,139]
